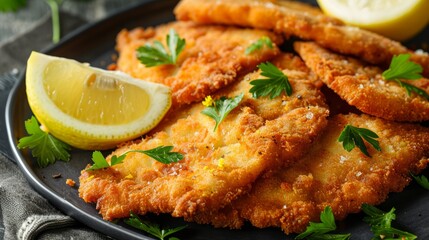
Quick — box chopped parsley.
[382,53,429,100]
[125,212,186,240]
[17,116,71,168]
[86,151,125,171]
[245,36,273,55]
[136,29,186,67]
[411,173,429,190]
[362,204,417,240]
[131,146,184,164]
[250,62,292,99]
[87,146,184,171]
[295,206,351,240]
[201,93,244,131]
[338,124,381,157]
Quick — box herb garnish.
[136,29,186,67]
[411,173,429,190]
[362,204,417,240]
[134,146,184,164]
[382,53,429,100]
[338,124,381,157]
[125,212,187,240]
[87,151,125,171]
[45,0,62,43]
[295,206,351,240]
[245,36,273,55]
[201,93,244,131]
[0,0,26,12]
[250,62,292,99]
[17,116,71,168]
[87,146,184,171]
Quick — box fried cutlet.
[116,21,283,105]
[188,113,429,234]
[78,54,329,220]
[174,0,429,77]
[294,41,429,122]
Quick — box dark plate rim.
[5,1,429,239]
[5,1,164,239]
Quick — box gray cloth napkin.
[0,0,143,239]
[0,153,109,240]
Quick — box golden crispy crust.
[174,0,429,77]
[78,54,329,220]
[116,21,283,105]
[188,113,429,234]
[295,41,429,122]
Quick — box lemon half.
[317,0,429,41]
[26,52,171,150]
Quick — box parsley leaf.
[370,226,417,240]
[136,29,186,67]
[411,173,429,190]
[86,151,125,171]
[167,28,186,64]
[17,116,71,168]
[125,212,186,240]
[250,62,292,99]
[361,204,417,240]
[0,0,26,12]
[245,36,273,55]
[295,206,351,240]
[338,125,381,157]
[362,204,396,228]
[87,146,183,171]
[127,146,184,164]
[394,80,429,100]
[382,54,429,100]
[201,93,244,131]
[383,54,423,80]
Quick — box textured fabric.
[17,215,75,240]
[0,153,110,240]
[0,1,144,239]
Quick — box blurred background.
[0,0,144,74]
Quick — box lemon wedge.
[26,51,171,150]
[317,0,429,41]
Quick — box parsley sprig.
[295,206,351,240]
[411,173,429,190]
[0,0,26,12]
[136,29,186,67]
[125,212,186,240]
[245,36,273,55]
[382,54,429,100]
[87,151,125,171]
[383,54,422,80]
[201,93,244,131]
[338,124,381,157]
[87,146,184,171]
[250,62,292,99]
[17,116,71,168]
[362,204,417,240]
[45,0,63,43]
[0,0,63,43]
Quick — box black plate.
[5,0,429,239]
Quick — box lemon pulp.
[44,60,150,125]
[317,0,429,41]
